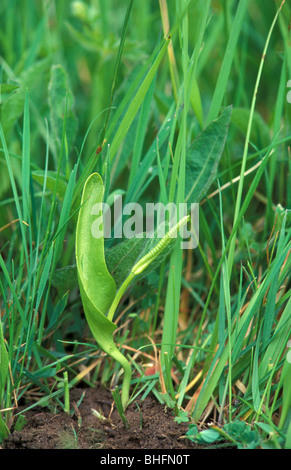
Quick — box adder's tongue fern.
[76,172,190,410]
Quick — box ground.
[2,386,200,450]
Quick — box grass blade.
[206,0,248,123]
[108,36,170,162]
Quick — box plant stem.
[109,346,132,409]
[107,272,135,322]
[63,371,70,414]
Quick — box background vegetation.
[0,0,290,449]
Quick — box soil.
[2,386,200,450]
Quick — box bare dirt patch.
[2,386,199,450]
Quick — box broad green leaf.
[0,85,25,139]
[231,107,271,149]
[75,172,131,408]
[76,172,116,314]
[0,83,19,102]
[32,170,68,201]
[185,106,232,206]
[52,265,78,294]
[192,428,221,444]
[0,57,51,139]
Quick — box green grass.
[0,0,291,449]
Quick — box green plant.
[185,420,288,449]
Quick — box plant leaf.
[0,57,51,139]
[51,265,78,294]
[185,106,232,205]
[0,83,19,102]
[76,172,116,323]
[75,173,131,407]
